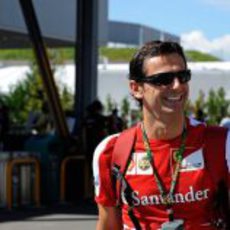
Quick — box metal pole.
[74,0,99,133]
[19,0,69,138]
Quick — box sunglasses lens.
[157,73,174,85]
[140,70,191,86]
[178,71,191,83]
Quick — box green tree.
[105,94,115,114]
[121,97,130,119]
[194,90,205,112]
[2,55,73,125]
[193,90,206,121]
[2,62,43,123]
[204,87,230,124]
[60,86,74,111]
[205,89,218,124]
[215,87,230,122]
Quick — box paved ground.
[0,202,98,230]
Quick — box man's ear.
[129,80,143,100]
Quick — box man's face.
[131,53,189,120]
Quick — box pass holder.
[161,219,184,230]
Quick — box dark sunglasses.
[137,69,191,86]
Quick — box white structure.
[1,62,230,110]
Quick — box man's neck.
[142,114,185,140]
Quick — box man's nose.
[171,77,181,89]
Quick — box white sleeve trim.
[92,133,120,196]
[225,130,230,173]
[189,116,206,127]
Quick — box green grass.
[100,47,137,62]
[185,50,221,62]
[0,47,221,62]
[0,48,35,60]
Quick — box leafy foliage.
[120,97,130,119]
[105,94,116,114]
[104,87,230,127]
[184,87,230,125]
[2,62,43,123]
[2,57,74,125]
[204,87,230,124]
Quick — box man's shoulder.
[93,133,121,159]
[94,125,138,156]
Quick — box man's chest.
[124,145,216,209]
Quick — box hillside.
[0,47,221,62]
[185,50,221,62]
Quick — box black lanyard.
[141,123,187,221]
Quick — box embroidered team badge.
[138,156,151,170]
[126,152,153,175]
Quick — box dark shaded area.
[0,0,99,213]
[65,160,85,202]
[0,201,97,223]
[0,29,74,49]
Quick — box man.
[93,41,230,229]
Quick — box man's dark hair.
[129,40,187,81]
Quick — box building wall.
[98,0,108,45]
[108,21,140,45]
[108,21,180,46]
[142,26,161,44]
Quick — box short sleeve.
[225,130,230,185]
[225,131,230,171]
[92,133,119,206]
